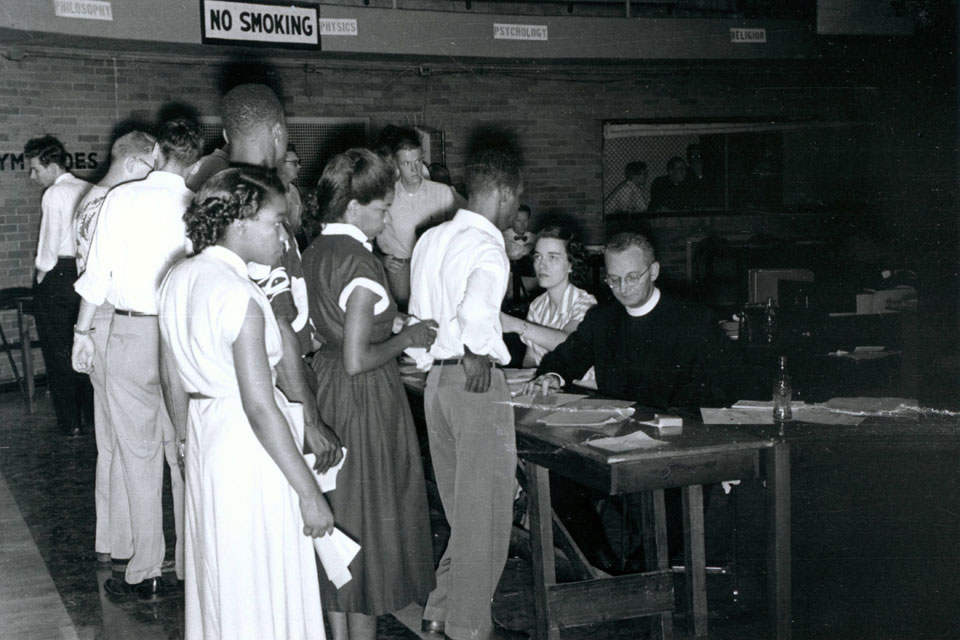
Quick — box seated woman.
[158,167,333,639]
[501,225,597,367]
[301,149,437,640]
[499,226,623,571]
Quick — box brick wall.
[0,45,953,383]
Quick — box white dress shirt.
[75,171,192,314]
[502,228,535,261]
[409,209,511,369]
[35,172,91,272]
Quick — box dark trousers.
[33,258,92,432]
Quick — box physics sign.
[201,0,319,48]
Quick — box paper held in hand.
[304,448,360,588]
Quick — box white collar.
[322,223,373,252]
[625,287,661,317]
[453,209,505,246]
[205,245,247,276]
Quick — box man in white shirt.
[71,118,203,602]
[378,126,465,309]
[24,135,92,436]
[409,137,528,640]
[73,130,158,565]
[501,204,535,261]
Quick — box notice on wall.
[730,28,767,43]
[319,19,358,37]
[201,0,319,48]
[493,23,548,41]
[53,0,113,21]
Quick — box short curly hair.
[536,225,588,287]
[313,148,394,224]
[184,166,284,252]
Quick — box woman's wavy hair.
[312,148,395,224]
[184,166,284,252]
[536,225,587,287]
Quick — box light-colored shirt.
[409,209,511,369]
[35,172,91,272]
[73,184,110,274]
[606,180,650,214]
[377,179,464,259]
[523,282,597,365]
[75,171,192,314]
[502,229,535,261]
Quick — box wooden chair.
[0,287,38,413]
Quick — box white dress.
[158,245,325,640]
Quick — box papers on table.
[303,447,361,588]
[504,368,537,397]
[535,397,635,427]
[700,397,919,425]
[588,429,665,452]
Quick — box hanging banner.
[201,0,319,48]
[730,28,767,43]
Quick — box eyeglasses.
[285,159,301,166]
[604,264,652,290]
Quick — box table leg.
[682,485,707,637]
[17,301,34,414]
[766,442,792,639]
[526,463,559,640]
[641,490,674,640]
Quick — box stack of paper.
[304,448,361,588]
[588,429,665,452]
[536,398,635,427]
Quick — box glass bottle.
[764,296,777,345]
[773,355,792,422]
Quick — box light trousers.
[105,314,183,583]
[422,364,516,640]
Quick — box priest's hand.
[522,373,562,398]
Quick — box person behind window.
[649,156,692,211]
[500,225,596,367]
[605,160,649,215]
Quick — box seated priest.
[525,231,737,408]
[523,231,740,567]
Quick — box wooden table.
[513,403,791,640]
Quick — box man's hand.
[303,421,343,475]
[382,255,404,274]
[521,373,561,398]
[300,488,335,538]
[71,334,95,374]
[462,351,491,393]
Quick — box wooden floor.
[2,388,960,639]
[0,471,79,640]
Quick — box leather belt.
[434,358,504,369]
[114,309,156,317]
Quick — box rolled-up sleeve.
[457,249,509,358]
[35,190,65,273]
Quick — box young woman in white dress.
[158,167,333,639]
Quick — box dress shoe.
[104,576,166,602]
[421,618,445,635]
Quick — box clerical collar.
[322,223,372,252]
[625,287,661,317]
